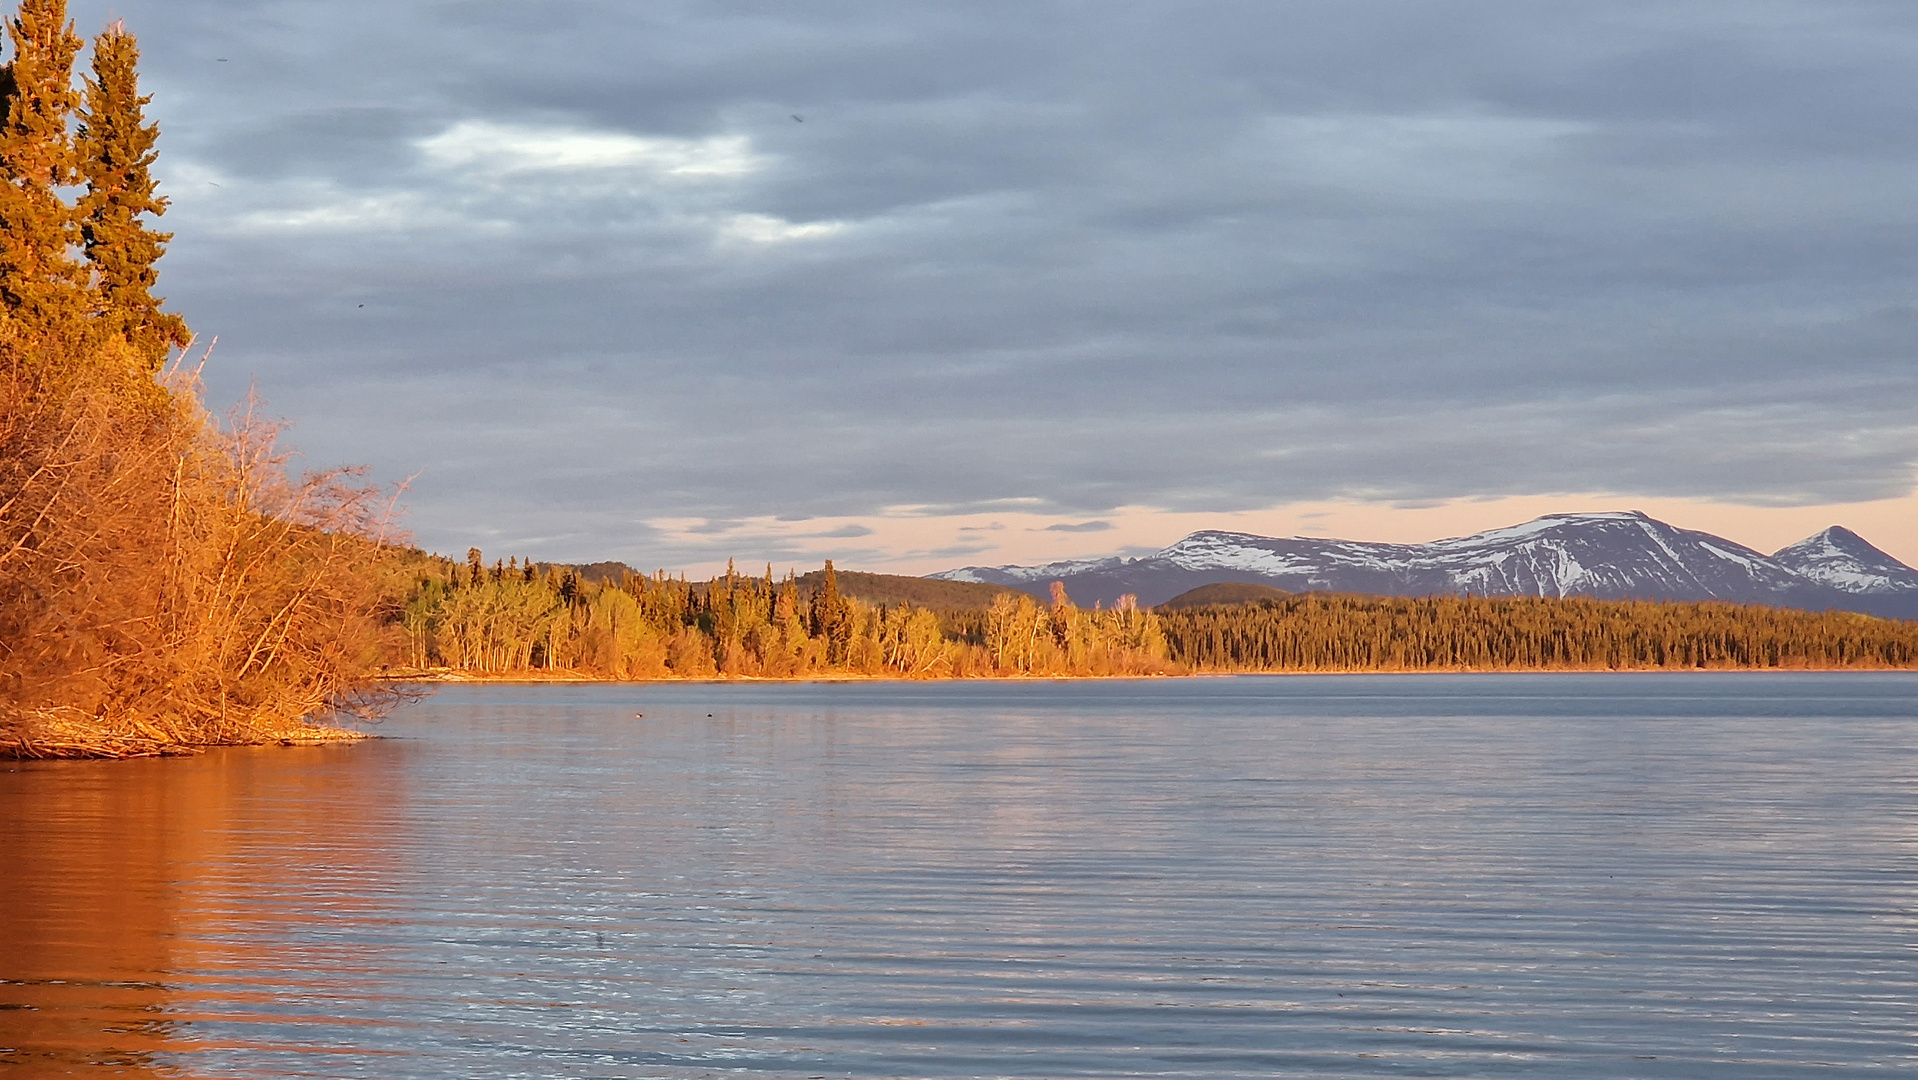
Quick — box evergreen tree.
[812,559,852,663]
[76,21,187,370]
[774,571,801,636]
[0,0,83,340]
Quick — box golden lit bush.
[1,350,401,755]
[0,3,404,755]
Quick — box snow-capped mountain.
[1770,527,1918,597]
[932,512,1918,618]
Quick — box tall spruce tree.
[77,21,187,370]
[813,560,852,663]
[0,0,84,339]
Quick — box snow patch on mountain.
[938,554,1125,585]
[1425,510,1644,551]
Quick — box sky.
[61,0,1918,573]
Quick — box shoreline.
[1,719,373,762]
[383,664,1918,685]
[18,665,1910,759]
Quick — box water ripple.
[2,673,1915,1077]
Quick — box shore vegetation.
[0,2,397,757]
[395,558,1170,679]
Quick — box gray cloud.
[67,1,1918,563]
[808,524,876,539]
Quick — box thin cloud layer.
[67,0,1918,566]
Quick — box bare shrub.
[1,345,405,756]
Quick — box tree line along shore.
[391,553,1918,682]
[4,0,1917,760]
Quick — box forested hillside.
[545,564,1018,608]
[1160,582,1291,609]
[791,569,1019,609]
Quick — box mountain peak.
[1812,524,1870,551]
[1543,509,1650,521]
[1773,526,1918,596]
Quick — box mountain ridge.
[931,511,1918,619]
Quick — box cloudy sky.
[65,1,1918,571]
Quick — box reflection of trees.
[0,758,184,1074]
[0,742,403,1073]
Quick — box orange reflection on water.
[0,741,404,1075]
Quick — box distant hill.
[794,569,1020,609]
[1159,582,1292,609]
[527,562,1015,609]
[932,511,1918,619]
[567,560,639,584]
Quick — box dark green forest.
[1157,592,1918,671]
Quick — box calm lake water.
[3,674,1916,1078]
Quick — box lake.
[3,674,1916,1077]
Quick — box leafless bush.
[1,342,406,756]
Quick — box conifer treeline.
[397,558,1170,678]
[1157,594,1918,672]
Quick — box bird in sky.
[791,114,803,122]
